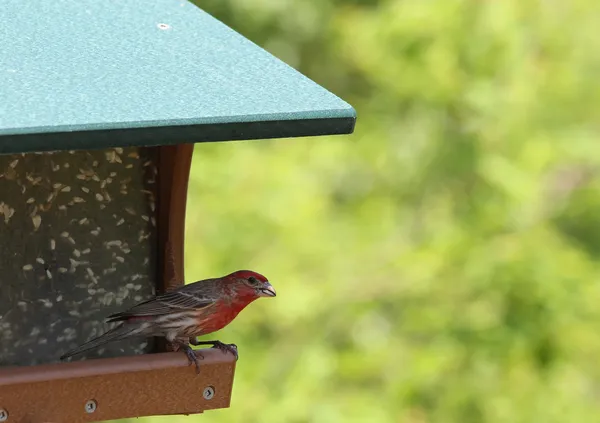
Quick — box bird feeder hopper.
[0,0,355,421]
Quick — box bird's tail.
[60,324,139,360]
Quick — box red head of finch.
[60,270,276,371]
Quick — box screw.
[203,386,215,400]
[157,23,171,30]
[0,408,7,421]
[85,400,97,414]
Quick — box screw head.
[203,386,215,400]
[157,23,171,30]
[85,400,97,414]
[0,408,8,421]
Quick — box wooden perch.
[0,349,236,423]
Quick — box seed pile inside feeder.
[0,147,159,366]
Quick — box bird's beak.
[259,282,276,297]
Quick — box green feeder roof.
[0,0,356,154]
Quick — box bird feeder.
[0,0,355,422]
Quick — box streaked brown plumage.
[60,270,276,373]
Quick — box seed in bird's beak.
[259,283,276,297]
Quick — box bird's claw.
[211,341,239,360]
[182,345,201,374]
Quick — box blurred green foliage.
[121,0,600,422]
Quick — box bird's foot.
[211,341,238,360]
[189,338,238,360]
[181,344,202,374]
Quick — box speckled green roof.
[0,0,355,154]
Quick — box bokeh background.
[123,0,600,422]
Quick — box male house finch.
[60,270,276,373]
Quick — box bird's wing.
[106,289,217,322]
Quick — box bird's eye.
[248,276,259,285]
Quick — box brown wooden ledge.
[0,349,236,423]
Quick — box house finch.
[60,270,276,373]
